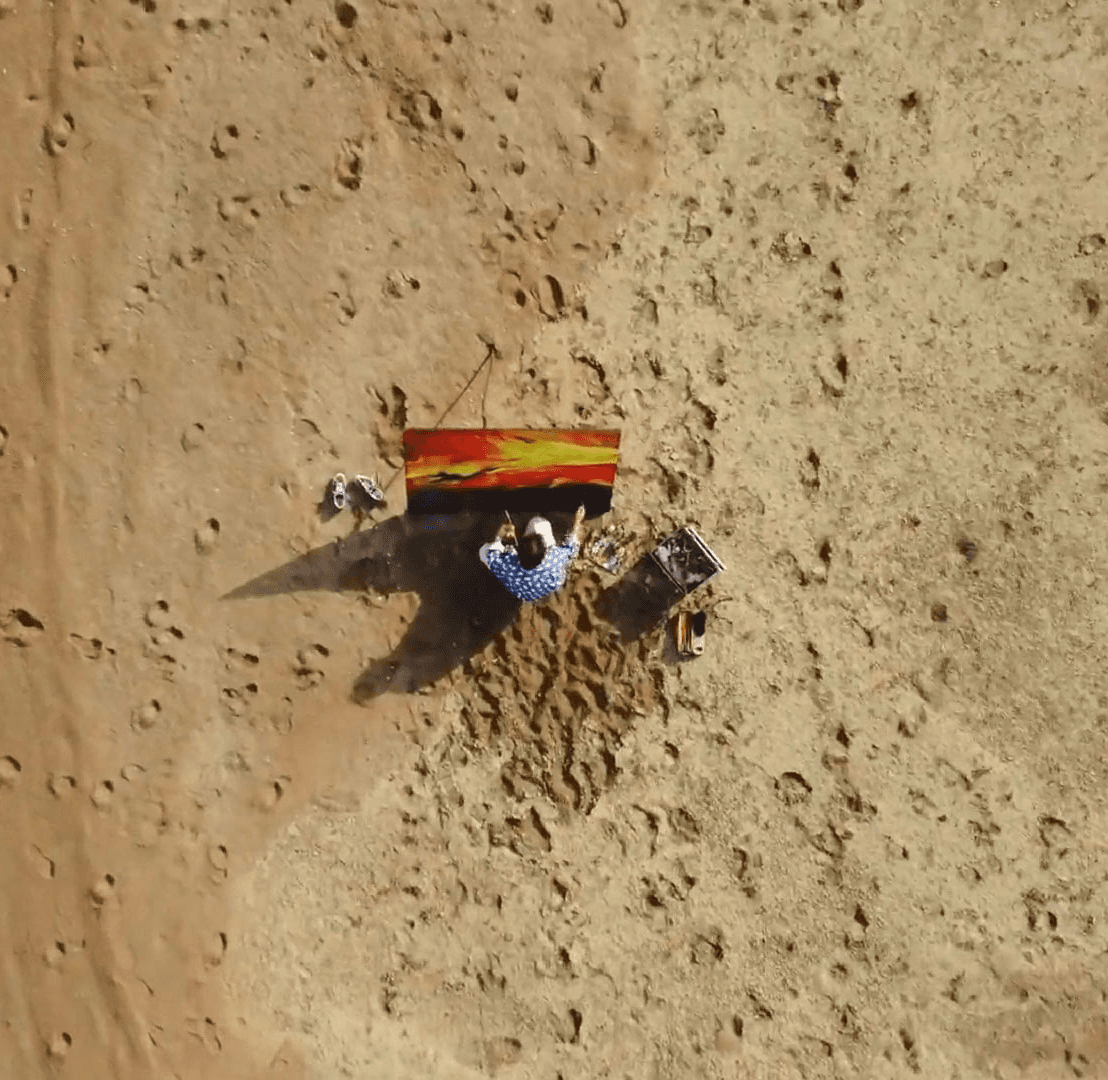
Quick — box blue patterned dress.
[479,535,581,602]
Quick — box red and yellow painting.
[403,428,620,515]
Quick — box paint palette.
[650,527,726,595]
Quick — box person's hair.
[518,532,547,570]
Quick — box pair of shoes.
[326,474,385,513]
[672,610,707,659]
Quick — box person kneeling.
[479,507,586,603]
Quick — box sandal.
[673,610,707,659]
[327,473,347,511]
[690,610,707,656]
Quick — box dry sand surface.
[3,0,1108,1076]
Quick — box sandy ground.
[3,0,1108,1076]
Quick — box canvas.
[403,428,621,516]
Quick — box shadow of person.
[223,512,521,701]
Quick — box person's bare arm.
[482,518,516,567]
[568,505,586,548]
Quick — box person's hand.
[570,504,586,545]
[498,521,517,544]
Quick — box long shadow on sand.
[224,511,685,701]
[223,512,522,701]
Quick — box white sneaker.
[327,473,347,511]
[351,475,385,509]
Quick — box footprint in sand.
[2,608,45,647]
[196,1017,222,1052]
[293,415,327,449]
[293,644,329,689]
[270,696,294,735]
[131,698,162,732]
[255,775,290,812]
[69,632,115,660]
[90,872,116,905]
[209,122,240,159]
[223,645,259,671]
[328,271,358,325]
[114,375,143,407]
[195,518,221,554]
[279,182,312,208]
[31,845,55,879]
[144,598,185,673]
[91,779,115,811]
[43,941,69,969]
[47,1032,73,1060]
[537,274,567,320]
[334,0,358,29]
[173,14,222,33]
[381,269,421,300]
[216,193,261,229]
[128,798,168,847]
[202,931,229,968]
[144,599,173,630]
[333,136,364,191]
[207,844,229,882]
[73,35,109,70]
[43,112,75,156]
[144,600,185,661]
[0,755,22,788]
[14,188,33,231]
[47,772,76,798]
[181,422,206,452]
[220,680,259,720]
